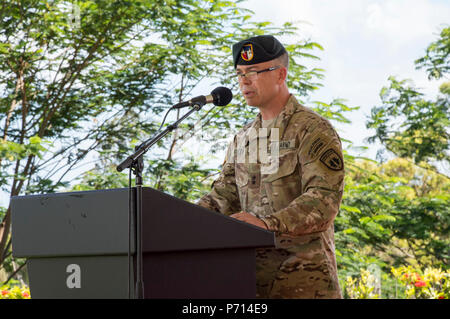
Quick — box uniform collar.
[250,94,301,139]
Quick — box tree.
[367,26,450,170]
[415,26,450,80]
[341,26,450,297]
[367,77,449,167]
[336,158,449,297]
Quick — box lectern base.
[143,248,255,299]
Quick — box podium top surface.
[11,188,275,258]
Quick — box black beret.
[232,35,287,69]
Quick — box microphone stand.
[117,102,205,299]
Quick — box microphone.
[172,87,233,109]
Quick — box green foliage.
[71,158,215,203]
[0,207,5,221]
[336,158,450,277]
[367,76,449,165]
[0,137,48,191]
[71,164,130,191]
[440,81,450,95]
[311,99,359,124]
[147,157,217,202]
[0,136,47,161]
[344,269,380,299]
[356,27,450,295]
[415,26,450,80]
[368,26,450,167]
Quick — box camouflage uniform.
[197,95,345,298]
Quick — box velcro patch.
[320,148,343,171]
[279,139,296,150]
[302,132,332,162]
[308,136,327,158]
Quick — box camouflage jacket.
[197,95,345,298]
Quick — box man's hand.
[230,211,268,229]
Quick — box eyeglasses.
[233,66,281,81]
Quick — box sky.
[235,0,449,161]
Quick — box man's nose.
[239,75,252,85]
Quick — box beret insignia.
[241,44,254,61]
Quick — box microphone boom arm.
[117,103,204,172]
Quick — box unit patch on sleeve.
[308,136,327,158]
[319,148,343,171]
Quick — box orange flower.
[414,280,426,288]
[1,290,8,296]
[22,291,30,298]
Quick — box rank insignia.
[241,44,254,61]
[320,148,343,171]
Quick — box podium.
[10,187,275,299]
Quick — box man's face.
[235,60,283,109]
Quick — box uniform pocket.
[263,151,298,184]
[235,163,248,210]
[235,163,248,186]
[263,151,302,212]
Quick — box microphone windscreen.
[211,87,233,106]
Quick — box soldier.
[197,35,345,298]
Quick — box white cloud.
[365,1,446,37]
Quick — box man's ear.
[278,67,288,83]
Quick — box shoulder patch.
[320,148,343,171]
[308,136,327,158]
[301,130,332,162]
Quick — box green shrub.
[345,269,380,299]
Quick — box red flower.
[1,290,9,296]
[438,296,445,299]
[414,280,426,288]
[22,291,30,298]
